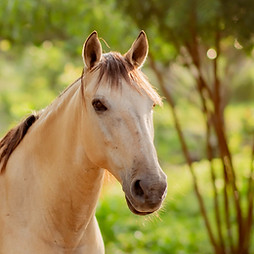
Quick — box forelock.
[86,52,162,105]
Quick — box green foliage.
[0,0,137,54]
[230,61,254,103]
[0,43,74,131]
[221,0,254,52]
[116,0,222,50]
[116,0,254,52]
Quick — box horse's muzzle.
[124,176,167,216]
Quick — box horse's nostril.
[133,180,144,197]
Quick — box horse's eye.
[92,99,107,112]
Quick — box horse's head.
[81,31,167,215]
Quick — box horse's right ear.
[82,31,102,70]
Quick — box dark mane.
[0,114,39,172]
[88,52,162,105]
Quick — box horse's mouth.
[125,195,154,216]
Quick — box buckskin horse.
[0,31,167,254]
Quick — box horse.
[0,31,167,254]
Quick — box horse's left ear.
[82,31,102,70]
[125,31,148,69]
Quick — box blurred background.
[0,0,254,253]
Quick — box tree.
[116,1,254,253]
[0,0,136,53]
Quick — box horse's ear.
[125,31,148,69]
[82,31,102,70]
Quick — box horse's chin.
[125,195,154,216]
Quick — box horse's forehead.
[84,53,162,106]
[96,77,151,104]
[86,69,142,96]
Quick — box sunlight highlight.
[0,40,11,52]
[234,39,243,50]
[207,48,217,60]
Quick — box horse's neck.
[4,79,104,247]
